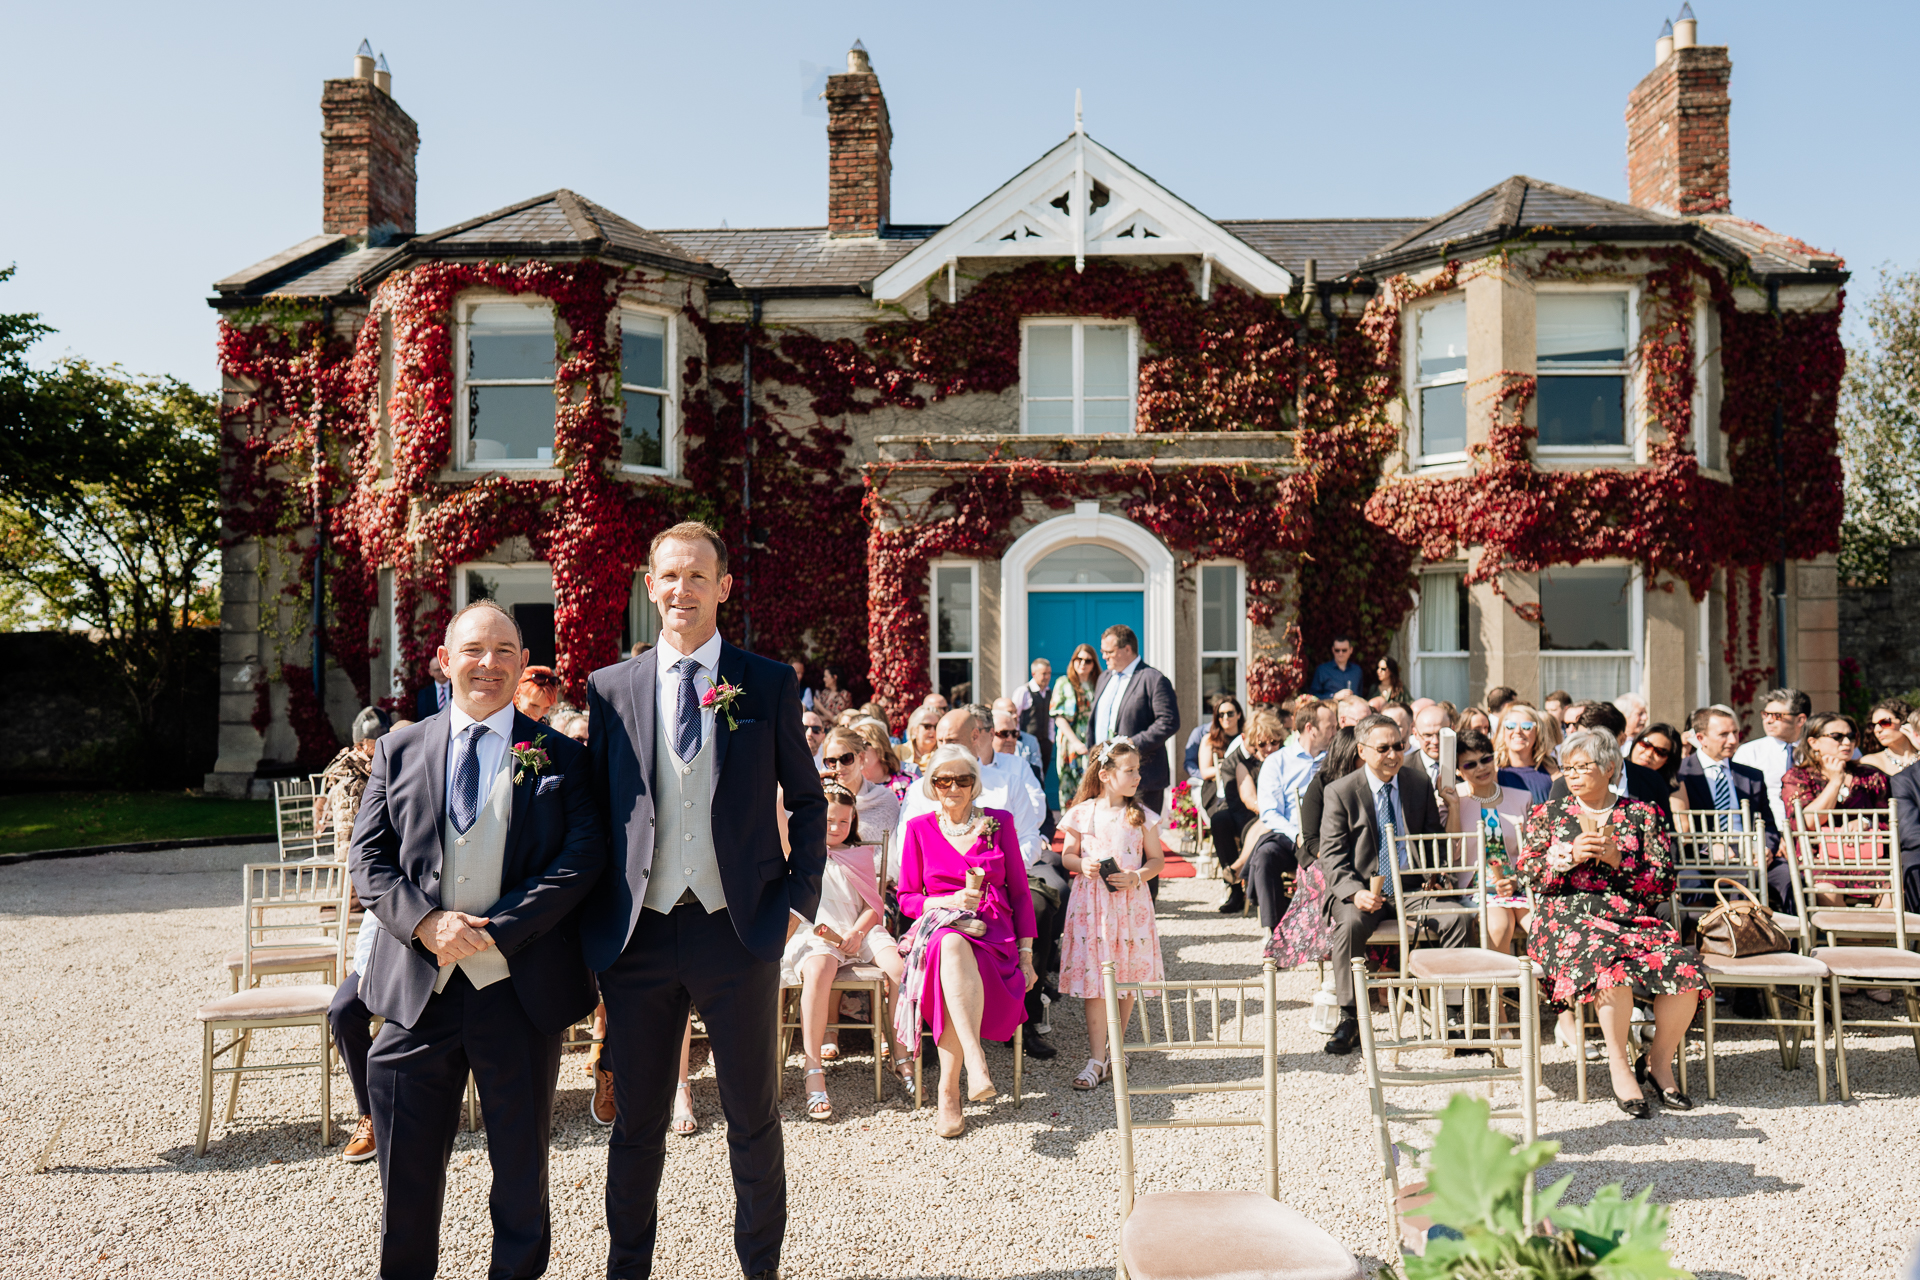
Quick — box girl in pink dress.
[1059,738,1166,1091]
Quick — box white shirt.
[1093,656,1141,744]
[1732,734,1796,831]
[447,703,516,813]
[654,630,724,754]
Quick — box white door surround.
[999,506,1177,698]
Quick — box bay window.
[1536,291,1632,451]
[462,301,558,467]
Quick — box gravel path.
[2,844,1917,1279]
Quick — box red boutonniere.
[511,734,552,786]
[701,680,743,730]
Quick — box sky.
[4,0,1916,392]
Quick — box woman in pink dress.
[1059,739,1165,1091]
[895,744,1038,1137]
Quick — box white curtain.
[1537,294,1627,364]
[1539,654,1633,703]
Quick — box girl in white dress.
[780,784,905,1120]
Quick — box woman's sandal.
[819,1037,841,1062]
[670,1082,698,1136]
[885,1054,914,1095]
[803,1068,833,1121]
[1072,1057,1109,1091]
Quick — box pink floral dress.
[1058,801,1165,998]
[1516,795,1709,1009]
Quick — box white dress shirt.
[653,630,724,753]
[1732,734,1796,831]
[446,702,516,812]
[1093,656,1141,744]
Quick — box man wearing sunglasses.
[1678,704,1784,904]
[801,709,829,769]
[1317,714,1469,1055]
[1731,686,1809,833]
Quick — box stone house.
[206,20,1846,794]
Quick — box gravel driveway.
[2,844,1916,1278]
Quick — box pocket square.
[535,775,562,794]
[733,718,759,726]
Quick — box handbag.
[1695,877,1792,958]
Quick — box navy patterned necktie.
[1709,762,1735,812]
[450,723,488,834]
[1376,781,1400,897]
[672,658,702,762]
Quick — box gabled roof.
[657,225,937,294]
[389,190,723,279]
[870,130,1294,302]
[1361,176,1683,273]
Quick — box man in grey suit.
[351,600,607,1280]
[1317,713,1466,1055]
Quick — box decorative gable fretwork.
[871,129,1293,303]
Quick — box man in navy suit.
[350,599,607,1280]
[415,654,451,719]
[584,521,827,1280]
[1088,623,1180,815]
[1676,705,1785,904]
[1888,760,1920,918]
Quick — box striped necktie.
[1709,761,1736,812]
[1376,782,1400,897]
[450,723,487,834]
[672,658,702,762]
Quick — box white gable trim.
[871,132,1293,303]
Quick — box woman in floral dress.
[1050,643,1099,810]
[1516,728,1708,1119]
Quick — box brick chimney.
[1625,11,1731,216]
[321,42,419,243]
[825,41,891,238]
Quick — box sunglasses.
[1821,732,1856,744]
[1636,740,1673,759]
[803,724,826,736]
[1872,718,1900,730]
[992,729,1019,740]
[1457,756,1492,771]
[523,674,560,689]
[821,752,859,768]
[1503,720,1536,733]
[930,775,974,791]
[1762,710,1798,721]
[1364,740,1407,755]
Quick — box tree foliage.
[1839,266,1920,586]
[0,267,222,733]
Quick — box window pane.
[1031,545,1144,586]
[1540,654,1632,704]
[1202,657,1239,705]
[1417,299,1467,378]
[1083,326,1130,398]
[1537,375,1624,447]
[1081,398,1130,434]
[466,562,557,665]
[1537,294,1627,364]
[622,391,663,468]
[1421,384,1467,455]
[621,314,667,390]
[468,303,555,381]
[1539,566,1631,652]
[1417,655,1469,708]
[1027,399,1073,433]
[1027,326,1073,398]
[1201,565,1236,653]
[935,567,973,653]
[469,384,556,462]
[937,657,975,705]
[1418,571,1464,654]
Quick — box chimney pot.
[322,61,420,242]
[354,38,376,80]
[1674,4,1697,49]
[374,52,391,95]
[1655,18,1674,66]
[1626,31,1731,216]
[847,39,871,74]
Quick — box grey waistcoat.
[643,709,726,914]
[434,745,513,993]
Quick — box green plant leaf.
[1557,1183,1674,1262]
[1421,1094,1561,1236]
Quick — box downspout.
[741,295,762,650]
[1768,279,1789,689]
[311,301,331,699]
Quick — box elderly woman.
[1517,729,1707,1118]
[895,744,1037,1138]
[820,726,903,845]
[1495,702,1561,803]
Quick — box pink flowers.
[702,679,743,730]
[510,734,552,785]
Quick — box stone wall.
[1839,545,1920,701]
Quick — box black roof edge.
[1360,222,1850,285]
[211,234,350,297]
[207,290,363,312]
[706,283,875,301]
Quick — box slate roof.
[1217,219,1429,279]
[656,225,938,294]
[402,190,718,275]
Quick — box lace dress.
[1058,801,1165,997]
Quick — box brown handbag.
[1695,877,1792,958]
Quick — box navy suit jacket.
[1090,661,1180,794]
[582,639,828,970]
[1676,753,1781,852]
[1317,763,1445,912]
[349,707,607,1034]
[415,683,445,720]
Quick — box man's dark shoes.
[1023,1031,1059,1060]
[1216,885,1246,914]
[745,1271,780,1280]
[1323,1017,1361,1055]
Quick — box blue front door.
[1028,591,1146,685]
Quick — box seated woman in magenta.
[894,743,1037,1139]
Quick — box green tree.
[0,267,222,735]
[1839,265,1920,586]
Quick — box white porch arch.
[999,505,1176,692]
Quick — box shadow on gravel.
[1540,1156,1802,1201]
[1541,1106,1767,1149]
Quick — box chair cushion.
[196,984,335,1022]
[1702,952,1829,980]
[1811,947,1920,981]
[1121,1192,1362,1280]
[1808,910,1920,935]
[1408,948,1524,982]
[223,944,339,974]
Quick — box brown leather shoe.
[342,1114,376,1163]
[591,1063,617,1126]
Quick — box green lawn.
[0,791,274,856]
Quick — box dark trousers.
[598,903,784,1280]
[328,971,376,1117]
[366,969,564,1280]
[1766,856,1794,913]
[1209,807,1251,872]
[1026,875,1064,1023]
[1328,895,1471,1012]
[1140,787,1165,900]
[1247,831,1298,932]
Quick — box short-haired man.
[1306,636,1364,699]
[1485,686,1518,716]
[1542,690,1573,724]
[1009,658,1056,798]
[1383,704,1412,736]
[789,659,815,711]
[1336,692,1370,729]
[801,707,829,769]
[1090,624,1180,815]
[1732,687,1810,833]
[1317,713,1469,1054]
[1239,699,1337,929]
[415,653,451,719]
[1410,703,1451,790]
[1679,704,1785,904]
[991,698,1045,784]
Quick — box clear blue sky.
[4,1,1913,392]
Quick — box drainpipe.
[741,296,762,650]
[1768,279,1789,688]
[311,395,327,699]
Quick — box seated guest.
[990,698,1045,783]
[782,784,907,1119]
[1859,698,1920,775]
[802,708,830,768]
[1545,701,1672,826]
[820,727,903,845]
[1494,702,1559,802]
[1265,728,1359,968]
[415,654,450,718]
[1197,696,1246,799]
[1517,729,1707,1118]
[1485,686,1518,716]
[1212,709,1280,913]
[1888,709,1920,922]
[1374,656,1411,708]
[816,664,854,719]
[1629,721,1687,814]
[513,664,561,722]
[320,707,386,1163]
[894,745,1038,1138]
[1239,700,1336,926]
[902,705,940,774]
[1783,712,1892,906]
[1614,692,1650,743]
[1318,713,1469,1054]
[1336,692,1370,728]
[852,720,915,800]
[1453,729,1532,954]
[1542,689,1574,727]
[1678,705,1784,903]
[1453,705,1492,737]
[789,659,815,711]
